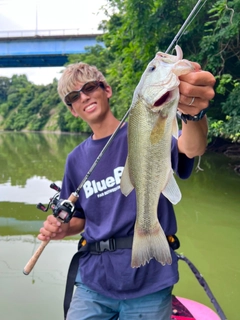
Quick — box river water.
[0,132,239,320]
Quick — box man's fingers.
[179,70,216,87]
[47,215,61,225]
[179,81,215,101]
[179,95,210,112]
[37,215,62,241]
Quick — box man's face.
[69,81,112,125]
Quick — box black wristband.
[177,107,208,124]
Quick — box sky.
[0,0,108,85]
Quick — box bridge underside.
[0,34,102,68]
[0,54,69,67]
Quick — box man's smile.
[84,103,97,112]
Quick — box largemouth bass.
[120,46,195,268]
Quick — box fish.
[120,45,195,268]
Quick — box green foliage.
[0,77,11,104]
[0,76,67,132]
[209,115,240,143]
[196,0,240,127]
[0,102,10,117]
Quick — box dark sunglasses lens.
[66,91,80,105]
[82,81,100,94]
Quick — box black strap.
[63,249,83,319]
[177,254,227,320]
[63,236,133,319]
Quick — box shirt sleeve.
[60,160,86,220]
[177,152,194,179]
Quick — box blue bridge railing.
[0,28,103,39]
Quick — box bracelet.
[177,107,208,124]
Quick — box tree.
[0,77,11,104]
[66,0,240,142]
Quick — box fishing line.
[165,0,208,53]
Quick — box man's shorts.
[66,272,173,320]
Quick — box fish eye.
[149,65,156,72]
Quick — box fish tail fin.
[131,223,172,268]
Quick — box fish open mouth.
[154,91,170,107]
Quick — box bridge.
[0,29,103,68]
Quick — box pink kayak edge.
[176,296,220,320]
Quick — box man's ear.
[70,107,79,118]
[105,85,113,99]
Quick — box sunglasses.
[64,81,104,106]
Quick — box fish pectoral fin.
[150,115,167,144]
[162,170,182,205]
[120,157,134,196]
[172,116,179,140]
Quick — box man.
[38,61,215,319]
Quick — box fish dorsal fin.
[172,116,179,140]
[120,156,134,196]
[162,170,182,204]
[150,115,167,144]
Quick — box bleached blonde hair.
[58,62,109,108]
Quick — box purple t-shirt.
[60,123,194,299]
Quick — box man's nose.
[80,91,91,101]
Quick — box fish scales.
[120,46,195,268]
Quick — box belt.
[79,236,133,254]
[79,234,180,253]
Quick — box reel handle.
[23,192,78,276]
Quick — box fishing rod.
[23,0,207,276]
[165,0,208,53]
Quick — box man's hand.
[38,215,85,241]
[178,62,216,115]
[38,215,68,241]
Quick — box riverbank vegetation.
[0,0,239,145]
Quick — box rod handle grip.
[68,193,79,203]
[23,240,50,275]
[23,192,77,276]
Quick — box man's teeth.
[85,104,96,111]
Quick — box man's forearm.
[178,116,208,158]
